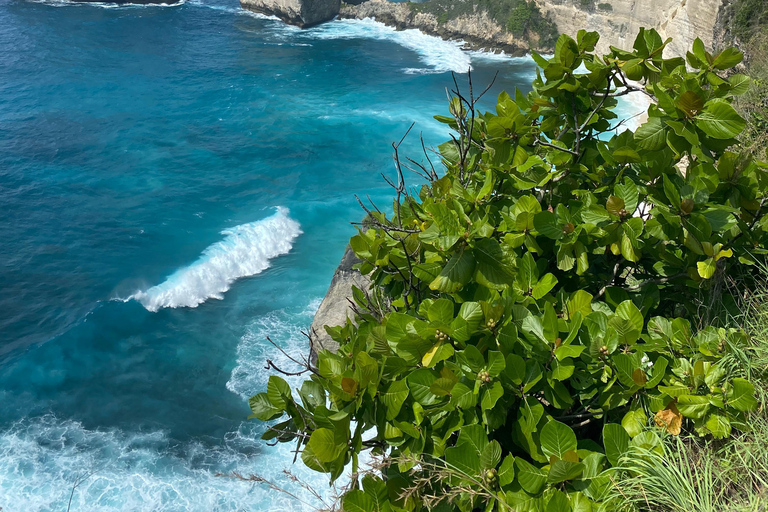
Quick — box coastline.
[337,0,542,56]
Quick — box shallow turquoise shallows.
[0,2,645,509]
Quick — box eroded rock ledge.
[339,0,542,56]
[309,246,370,360]
[240,0,340,28]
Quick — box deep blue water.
[0,1,645,509]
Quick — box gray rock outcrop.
[309,246,370,360]
[240,0,341,28]
[534,0,726,57]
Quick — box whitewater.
[130,207,301,311]
[0,0,649,509]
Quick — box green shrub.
[250,29,766,511]
[506,2,532,36]
[597,3,612,12]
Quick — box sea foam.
[306,18,472,74]
[0,415,333,512]
[131,207,301,312]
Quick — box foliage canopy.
[251,29,766,512]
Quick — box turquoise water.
[0,1,644,509]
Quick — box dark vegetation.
[407,0,559,48]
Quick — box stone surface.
[340,0,728,58]
[309,245,370,360]
[533,0,726,57]
[240,0,341,28]
[340,0,537,55]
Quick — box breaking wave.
[131,208,301,312]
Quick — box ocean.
[0,1,646,509]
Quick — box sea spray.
[132,208,301,312]
[306,18,472,74]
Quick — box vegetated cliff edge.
[339,0,731,58]
[340,0,557,55]
[309,246,370,361]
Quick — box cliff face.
[309,246,370,361]
[534,0,727,56]
[340,0,729,57]
[240,0,340,27]
[340,0,538,55]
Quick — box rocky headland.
[240,0,340,27]
[339,0,546,55]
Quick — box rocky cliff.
[534,0,728,57]
[309,246,370,360]
[240,0,340,27]
[340,0,540,55]
[339,0,731,57]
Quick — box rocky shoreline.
[339,0,543,56]
[309,246,369,360]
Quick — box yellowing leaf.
[341,377,359,395]
[632,368,648,386]
[654,402,682,435]
[697,258,716,279]
[715,248,733,261]
[422,342,443,367]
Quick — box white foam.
[131,207,301,312]
[28,0,185,8]
[0,415,336,512]
[305,18,472,74]
[227,299,321,399]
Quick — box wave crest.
[131,207,301,312]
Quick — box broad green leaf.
[712,47,743,69]
[616,300,644,331]
[308,428,347,463]
[481,381,504,410]
[499,455,516,486]
[697,101,746,139]
[480,440,502,470]
[540,420,577,460]
[383,380,410,421]
[603,423,630,466]
[248,393,284,421]
[342,490,375,512]
[532,273,558,299]
[450,382,476,409]
[566,290,593,319]
[515,458,547,494]
[728,378,757,412]
[615,178,639,214]
[267,376,292,409]
[406,370,439,406]
[547,460,585,484]
[430,249,476,292]
[706,413,732,438]
[473,238,515,289]
[428,298,455,325]
[635,117,667,150]
[445,443,481,478]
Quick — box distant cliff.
[339,0,732,57]
[534,0,728,58]
[340,0,558,55]
[240,0,340,27]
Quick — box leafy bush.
[597,3,612,13]
[250,29,767,511]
